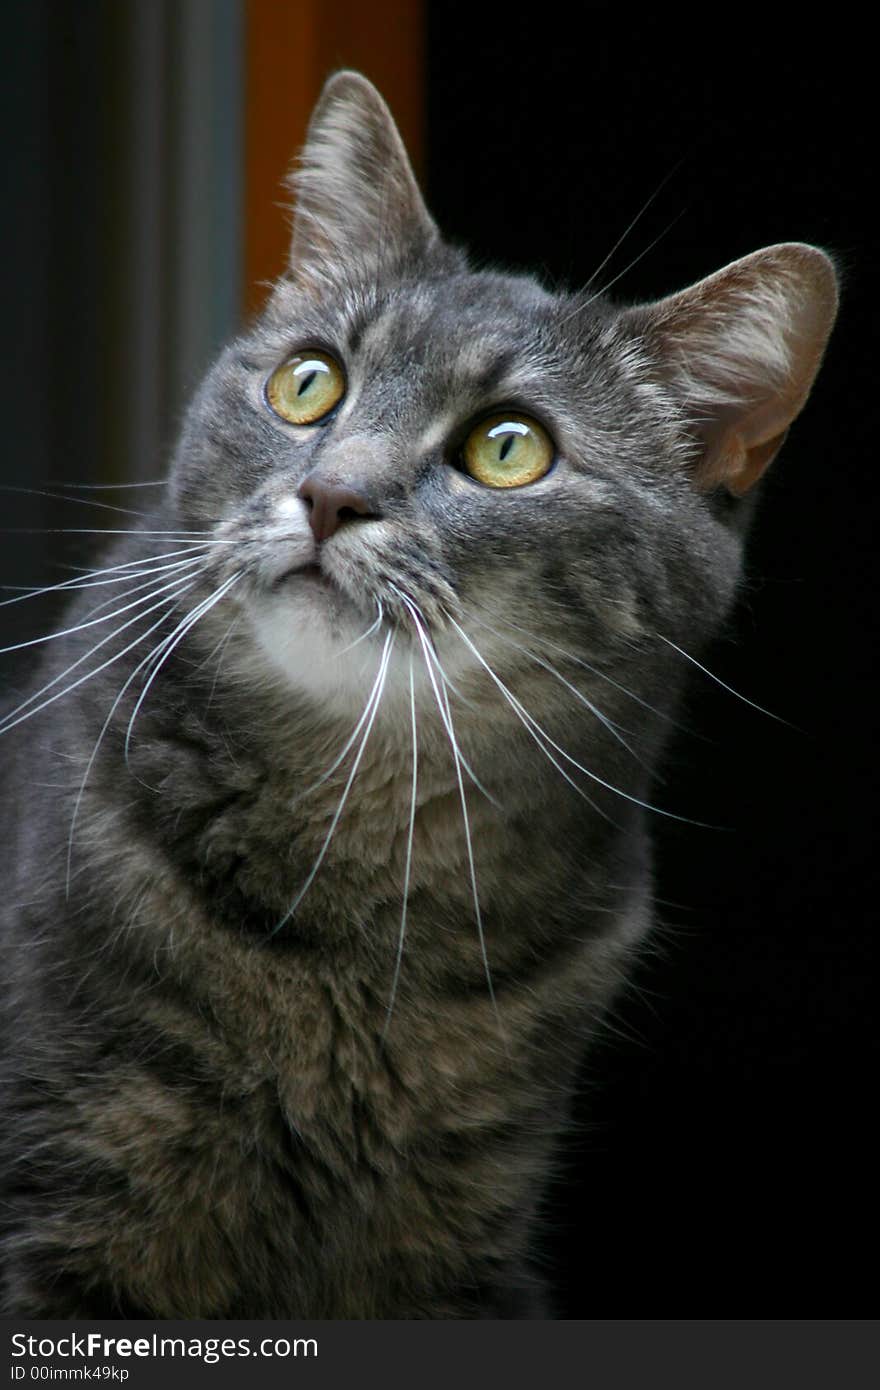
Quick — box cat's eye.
[266,351,346,425]
[461,414,555,489]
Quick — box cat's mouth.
[272,559,333,591]
[263,538,379,622]
[294,562,326,582]
[270,558,368,616]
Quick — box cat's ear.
[626,244,838,495]
[285,71,438,290]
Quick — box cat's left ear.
[625,244,838,494]
[285,71,438,290]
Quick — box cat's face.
[173,262,717,716]
[168,73,836,723]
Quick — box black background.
[425,8,876,1312]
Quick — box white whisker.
[123,571,244,762]
[0,560,209,656]
[448,616,609,821]
[409,609,503,1036]
[295,609,392,802]
[0,484,149,518]
[336,599,384,656]
[74,558,211,620]
[583,157,683,292]
[450,616,710,827]
[202,616,241,714]
[0,576,200,737]
[0,546,213,608]
[45,479,168,490]
[392,588,498,806]
[383,653,418,1042]
[65,600,206,895]
[389,585,471,703]
[470,613,647,766]
[0,528,228,540]
[468,601,684,729]
[655,633,789,723]
[274,626,396,932]
[560,208,685,328]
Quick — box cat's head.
[170,72,837,720]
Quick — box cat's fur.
[0,73,837,1317]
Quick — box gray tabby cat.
[0,72,837,1318]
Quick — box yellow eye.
[266,351,345,424]
[462,414,554,488]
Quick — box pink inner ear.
[640,242,838,496]
[699,427,790,497]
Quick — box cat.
[0,71,837,1318]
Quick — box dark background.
[3,3,876,1314]
[425,10,876,1311]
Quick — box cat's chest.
[197,711,511,919]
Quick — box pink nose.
[297,476,375,542]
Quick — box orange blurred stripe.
[244,0,424,316]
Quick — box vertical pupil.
[498,434,515,462]
[296,370,317,397]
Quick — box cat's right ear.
[284,71,438,292]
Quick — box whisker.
[202,615,241,714]
[0,484,149,518]
[413,615,503,1039]
[548,645,685,728]
[56,558,211,620]
[0,560,210,656]
[470,613,648,766]
[448,615,609,822]
[0,528,230,542]
[392,588,498,806]
[123,571,244,763]
[194,612,241,675]
[584,156,684,292]
[450,616,713,827]
[0,577,199,738]
[0,546,213,608]
[382,652,418,1043]
[576,209,686,316]
[467,599,685,730]
[65,600,205,895]
[336,598,384,656]
[654,633,791,724]
[45,479,168,490]
[295,609,393,802]
[556,208,685,335]
[273,626,396,932]
[392,585,473,704]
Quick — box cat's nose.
[297,475,377,542]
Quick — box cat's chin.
[243,575,388,714]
